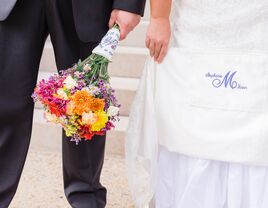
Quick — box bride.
[126,0,268,207]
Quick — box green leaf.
[76,59,83,72]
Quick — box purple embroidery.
[205,71,248,90]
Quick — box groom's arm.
[113,0,146,16]
[109,0,147,40]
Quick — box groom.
[0,0,145,207]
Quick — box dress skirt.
[155,146,268,208]
[126,1,268,207]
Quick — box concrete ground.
[10,148,134,208]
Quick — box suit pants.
[0,0,107,207]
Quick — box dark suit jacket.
[0,0,146,42]
[72,0,146,42]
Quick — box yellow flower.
[91,111,108,132]
[64,124,77,137]
[64,115,80,137]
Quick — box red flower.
[79,126,105,140]
[43,98,65,117]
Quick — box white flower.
[45,111,59,124]
[74,71,82,76]
[63,75,77,89]
[83,64,91,71]
[82,86,100,95]
[107,106,119,117]
[82,87,91,94]
[56,88,68,100]
[82,111,97,125]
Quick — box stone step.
[120,20,148,47]
[40,43,148,78]
[10,149,133,208]
[109,47,148,78]
[32,109,128,155]
[36,72,138,116]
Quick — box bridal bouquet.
[32,25,121,144]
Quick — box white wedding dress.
[126,0,268,207]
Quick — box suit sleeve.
[113,0,147,16]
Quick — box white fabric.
[155,146,268,208]
[126,0,268,207]
[126,59,158,208]
[155,48,268,165]
[170,0,268,52]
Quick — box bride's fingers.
[157,42,168,63]
[154,42,163,61]
[149,40,155,57]
[145,37,150,48]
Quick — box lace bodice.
[171,0,268,52]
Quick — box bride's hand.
[146,17,171,63]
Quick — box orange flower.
[72,90,93,115]
[90,98,105,111]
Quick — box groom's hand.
[109,9,141,40]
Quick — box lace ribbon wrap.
[92,27,120,61]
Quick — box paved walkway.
[10,148,134,208]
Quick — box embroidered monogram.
[205,71,248,90]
